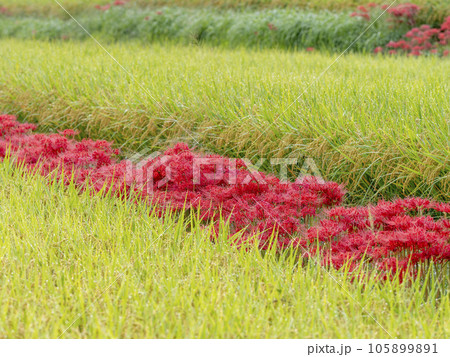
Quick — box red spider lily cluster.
[350,3,450,57]
[350,4,374,21]
[308,199,450,280]
[1,114,449,278]
[94,0,129,11]
[351,3,420,25]
[386,3,420,26]
[0,114,344,251]
[375,17,450,56]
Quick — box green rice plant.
[0,157,448,338]
[0,39,448,204]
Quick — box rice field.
[0,159,448,338]
[0,0,449,340]
[0,39,448,204]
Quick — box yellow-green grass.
[1,0,448,25]
[0,158,449,338]
[0,39,449,204]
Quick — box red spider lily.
[1,114,448,278]
[387,3,420,25]
[350,12,370,21]
[351,2,420,26]
[373,46,383,54]
[350,2,448,57]
[309,198,450,278]
[95,4,111,11]
[441,17,450,31]
[375,15,450,57]
[357,5,368,13]
[0,114,344,250]
[58,129,79,137]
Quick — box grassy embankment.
[1,0,448,25]
[0,6,412,52]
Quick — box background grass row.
[1,39,448,204]
[0,158,448,338]
[0,6,414,52]
[1,0,448,25]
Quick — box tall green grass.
[1,0,448,25]
[1,40,448,204]
[0,158,448,338]
[0,6,409,52]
